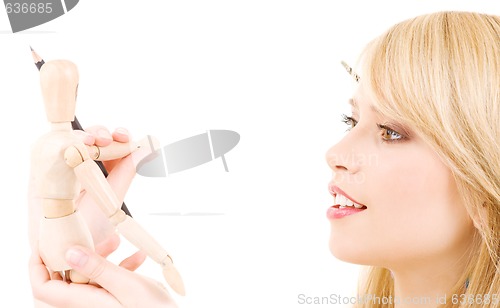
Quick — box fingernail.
[98,129,111,139]
[66,248,89,268]
[83,134,94,145]
[115,127,128,135]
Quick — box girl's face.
[325,86,475,271]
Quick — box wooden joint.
[42,199,75,219]
[87,145,100,160]
[64,143,90,168]
[109,209,127,226]
[161,254,174,266]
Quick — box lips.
[326,184,367,219]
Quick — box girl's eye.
[378,124,403,142]
[341,114,358,131]
[341,114,407,143]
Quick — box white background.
[0,1,498,307]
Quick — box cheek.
[375,162,470,258]
[329,148,474,266]
[401,161,473,253]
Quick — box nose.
[325,133,363,175]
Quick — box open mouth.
[328,185,368,209]
[327,185,367,219]
[332,193,367,209]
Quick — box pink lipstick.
[326,184,367,219]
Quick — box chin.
[328,234,379,266]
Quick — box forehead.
[352,83,371,105]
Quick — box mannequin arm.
[64,142,185,296]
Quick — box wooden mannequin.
[32,60,185,295]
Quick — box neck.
[392,272,449,307]
[51,122,72,131]
[391,257,469,308]
[388,226,476,307]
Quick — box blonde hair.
[355,11,500,307]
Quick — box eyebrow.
[349,98,378,112]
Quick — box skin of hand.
[72,126,149,245]
[28,126,177,307]
[30,233,177,308]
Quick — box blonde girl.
[326,11,500,307]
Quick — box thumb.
[66,246,133,294]
[66,246,174,305]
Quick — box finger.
[29,253,78,305]
[94,233,121,258]
[104,154,136,204]
[104,136,159,202]
[101,128,130,171]
[29,244,120,307]
[66,246,125,286]
[31,265,120,307]
[112,127,130,143]
[66,246,173,305]
[29,252,52,287]
[73,130,95,146]
[119,250,147,272]
[85,125,113,147]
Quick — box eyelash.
[341,114,357,131]
[341,114,405,143]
